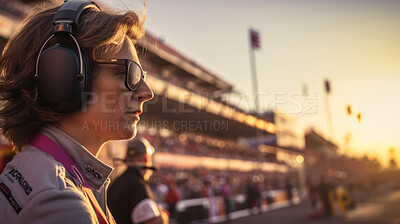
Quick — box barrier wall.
[174,189,300,223]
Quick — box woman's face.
[80,37,153,141]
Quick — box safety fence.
[173,188,300,223]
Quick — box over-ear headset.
[36,0,100,113]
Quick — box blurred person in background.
[151,177,168,205]
[0,0,153,223]
[318,176,334,217]
[108,137,169,224]
[308,180,318,209]
[165,182,180,222]
[246,177,257,211]
[221,177,232,220]
[285,178,293,205]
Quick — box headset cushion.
[37,44,86,113]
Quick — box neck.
[54,122,105,157]
[128,163,149,180]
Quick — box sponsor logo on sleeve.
[5,169,33,196]
[0,182,22,214]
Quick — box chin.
[129,128,137,139]
[111,120,136,140]
[123,125,137,140]
[106,127,136,142]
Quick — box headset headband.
[53,0,100,34]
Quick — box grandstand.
[99,31,306,222]
[99,31,297,171]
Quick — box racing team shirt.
[0,124,115,224]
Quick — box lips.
[125,110,141,121]
[125,109,142,114]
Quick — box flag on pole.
[324,79,331,94]
[357,113,362,123]
[250,29,261,50]
[346,104,352,116]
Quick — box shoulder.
[108,169,150,209]
[1,146,70,195]
[132,198,161,223]
[0,147,96,223]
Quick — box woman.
[0,1,153,223]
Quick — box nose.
[134,79,154,103]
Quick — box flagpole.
[324,79,334,140]
[249,28,260,113]
[249,28,264,171]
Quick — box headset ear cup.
[37,44,87,113]
[35,0,99,113]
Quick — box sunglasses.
[95,59,147,91]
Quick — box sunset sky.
[105,0,400,165]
